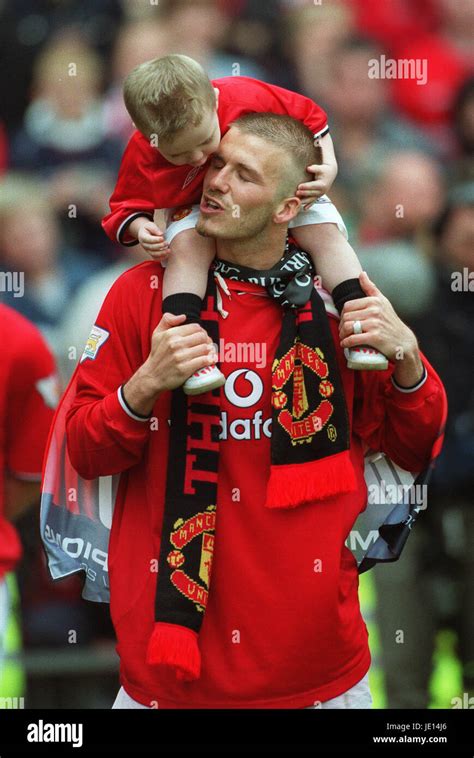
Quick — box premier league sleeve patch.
[80,325,110,363]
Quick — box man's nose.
[208,167,230,193]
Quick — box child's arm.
[128,216,170,257]
[102,131,161,248]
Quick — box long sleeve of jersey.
[65,266,155,479]
[102,131,157,246]
[353,359,447,472]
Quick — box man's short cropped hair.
[123,54,216,141]
[231,112,318,196]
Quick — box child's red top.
[102,76,329,245]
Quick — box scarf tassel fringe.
[146,622,201,682]
[265,451,357,508]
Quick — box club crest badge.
[170,206,193,222]
[167,505,216,613]
[272,339,336,444]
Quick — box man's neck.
[215,226,288,270]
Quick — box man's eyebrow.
[236,162,263,181]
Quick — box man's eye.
[238,173,250,182]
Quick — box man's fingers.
[340,331,379,349]
[340,305,381,323]
[171,330,213,351]
[155,317,213,344]
[183,353,218,378]
[156,313,187,331]
[359,271,381,298]
[175,342,217,364]
[341,296,379,314]
[339,318,378,339]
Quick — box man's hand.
[339,272,424,386]
[122,314,217,416]
[129,217,170,259]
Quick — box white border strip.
[391,366,427,393]
[117,387,150,422]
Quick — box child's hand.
[296,162,337,210]
[138,220,170,259]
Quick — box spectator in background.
[355,151,443,320]
[9,35,123,258]
[103,20,170,144]
[284,0,355,100]
[320,38,442,207]
[156,0,266,80]
[346,0,440,53]
[0,0,125,132]
[388,0,473,145]
[357,151,444,244]
[0,174,103,356]
[451,77,474,186]
[0,303,58,708]
[0,123,8,175]
[373,182,474,707]
[220,0,296,89]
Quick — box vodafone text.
[219,369,271,440]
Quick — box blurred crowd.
[0,0,473,709]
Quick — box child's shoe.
[344,346,388,370]
[183,365,226,395]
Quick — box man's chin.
[196,214,227,238]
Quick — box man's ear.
[214,87,220,111]
[273,196,301,226]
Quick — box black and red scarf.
[146,242,356,680]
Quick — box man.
[0,304,58,703]
[63,113,445,709]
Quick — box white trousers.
[112,672,372,710]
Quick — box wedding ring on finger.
[352,320,363,335]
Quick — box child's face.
[158,107,221,167]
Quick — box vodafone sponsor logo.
[220,368,272,441]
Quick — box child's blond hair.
[123,54,216,141]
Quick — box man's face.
[196,126,289,240]
[158,106,221,167]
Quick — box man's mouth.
[200,195,225,215]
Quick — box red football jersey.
[66,262,446,708]
[0,305,57,578]
[102,76,329,245]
